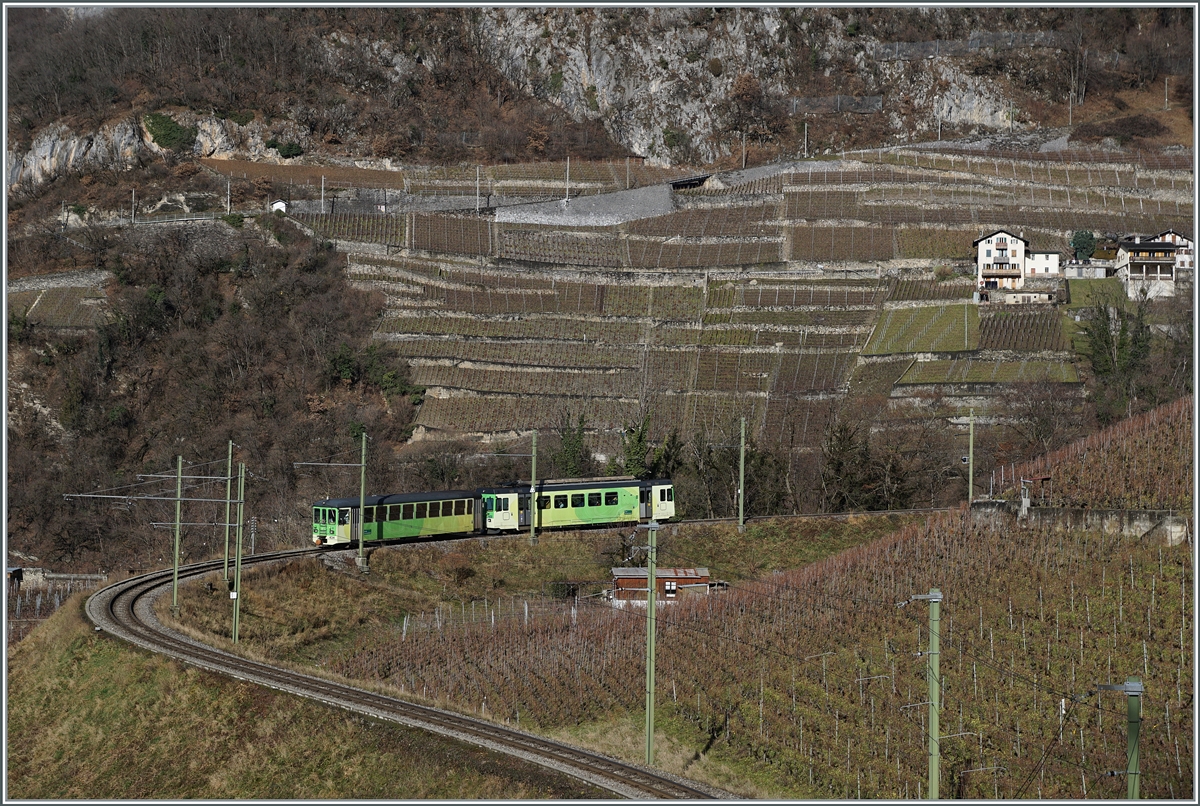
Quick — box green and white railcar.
[481,477,675,533]
[312,490,478,546]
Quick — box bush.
[278,141,304,159]
[221,213,244,229]
[144,112,198,152]
[708,57,723,77]
[228,110,254,126]
[662,127,686,150]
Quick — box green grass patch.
[1065,278,1125,310]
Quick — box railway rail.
[85,549,729,800]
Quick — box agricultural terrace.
[978,310,1072,352]
[323,510,1192,799]
[863,305,979,355]
[896,359,1079,385]
[8,287,108,329]
[1002,395,1193,510]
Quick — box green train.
[312,477,675,546]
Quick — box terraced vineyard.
[864,305,979,355]
[291,145,1189,454]
[979,310,1071,352]
[8,287,108,328]
[897,358,1080,385]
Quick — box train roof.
[480,478,673,494]
[314,489,477,508]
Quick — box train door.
[517,494,530,528]
[639,487,651,520]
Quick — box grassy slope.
[5,596,604,799]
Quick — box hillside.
[6,7,1192,187]
[4,594,605,799]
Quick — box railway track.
[85,549,729,800]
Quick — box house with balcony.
[973,229,1061,296]
[1114,231,1193,299]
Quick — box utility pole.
[321,175,325,214]
[565,155,570,202]
[223,440,233,580]
[804,121,808,159]
[131,189,136,224]
[643,520,659,765]
[476,165,481,213]
[968,408,975,503]
[738,416,746,532]
[171,455,182,618]
[905,589,943,799]
[356,431,368,573]
[226,175,231,214]
[1100,678,1143,799]
[530,430,538,545]
[231,462,245,642]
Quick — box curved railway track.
[85,549,729,800]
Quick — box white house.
[1114,231,1193,299]
[973,229,1060,294]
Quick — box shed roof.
[612,567,709,579]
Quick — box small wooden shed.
[608,567,723,608]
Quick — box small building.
[270,199,289,213]
[606,567,725,608]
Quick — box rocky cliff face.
[6,8,1035,188]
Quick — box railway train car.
[312,477,674,546]
[480,477,675,533]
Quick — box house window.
[665,580,677,598]
[986,249,991,257]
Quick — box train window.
[554,495,568,509]
[466,499,473,514]
[364,507,375,523]
[605,491,619,506]
[429,501,441,518]
[570,494,584,507]
[402,504,414,520]
[517,496,528,512]
[483,497,494,513]
[588,492,601,507]
[659,489,666,502]
[339,509,350,525]
[386,505,398,521]
[667,488,674,502]
[640,489,650,504]
[538,496,551,509]
[455,500,466,516]
[501,498,510,512]
[415,502,427,519]
[314,510,322,525]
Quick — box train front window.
[483,497,494,513]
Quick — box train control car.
[481,476,675,534]
[312,489,478,546]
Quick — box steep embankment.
[5,593,605,799]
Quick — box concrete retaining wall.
[970,500,1192,546]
